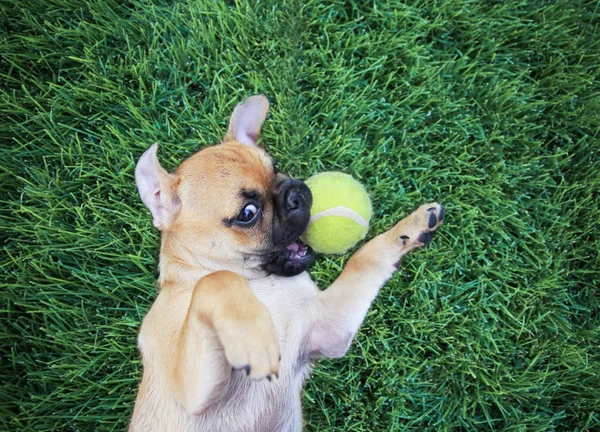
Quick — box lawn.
[1,0,599,430]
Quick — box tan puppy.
[129,95,443,431]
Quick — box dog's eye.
[236,204,259,224]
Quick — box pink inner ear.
[235,116,262,146]
[150,190,162,214]
[236,132,259,147]
[134,143,181,230]
[142,188,162,224]
[246,131,259,144]
[135,144,170,228]
[231,96,269,146]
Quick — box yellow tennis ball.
[303,172,372,254]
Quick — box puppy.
[129,95,443,431]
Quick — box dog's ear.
[135,143,180,230]
[224,95,270,146]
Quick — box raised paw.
[215,311,280,381]
[393,202,444,249]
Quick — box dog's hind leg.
[308,203,444,358]
[171,270,280,415]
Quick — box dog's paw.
[393,202,444,249]
[216,312,280,381]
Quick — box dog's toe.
[417,203,443,244]
[394,202,444,248]
[428,210,437,228]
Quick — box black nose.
[286,189,300,210]
[272,179,313,248]
[278,180,313,214]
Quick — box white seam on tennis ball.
[308,206,369,228]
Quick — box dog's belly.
[194,362,312,432]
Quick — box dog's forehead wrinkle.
[214,150,246,166]
[233,145,255,162]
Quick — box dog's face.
[135,96,314,276]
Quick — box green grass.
[1,0,599,430]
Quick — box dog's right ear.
[224,95,270,146]
[135,143,180,230]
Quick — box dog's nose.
[272,179,313,248]
[279,180,312,213]
[286,189,300,210]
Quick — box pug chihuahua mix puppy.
[129,95,443,431]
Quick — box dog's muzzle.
[262,180,315,277]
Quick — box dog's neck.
[158,233,270,290]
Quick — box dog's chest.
[248,272,320,379]
[198,273,320,432]
[249,272,320,341]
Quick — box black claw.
[400,235,409,246]
[279,354,282,362]
[266,375,272,382]
[275,372,279,379]
[438,206,444,222]
[418,231,435,244]
[394,260,401,269]
[244,365,251,376]
[428,212,437,228]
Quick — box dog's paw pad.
[428,210,437,228]
[418,230,435,245]
[395,203,444,248]
[416,204,443,244]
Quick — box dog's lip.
[260,239,315,276]
[263,239,311,262]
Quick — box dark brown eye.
[236,204,259,225]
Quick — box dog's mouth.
[261,239,315,277]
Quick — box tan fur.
[129,95,443,431]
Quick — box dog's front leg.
[172,270,280,415]
[309,203,444,358]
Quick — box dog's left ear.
[224,95,270,146]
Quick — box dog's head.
[135,95,314,277]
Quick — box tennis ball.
[303,172,372,254]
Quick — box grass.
[1,0,599,430]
